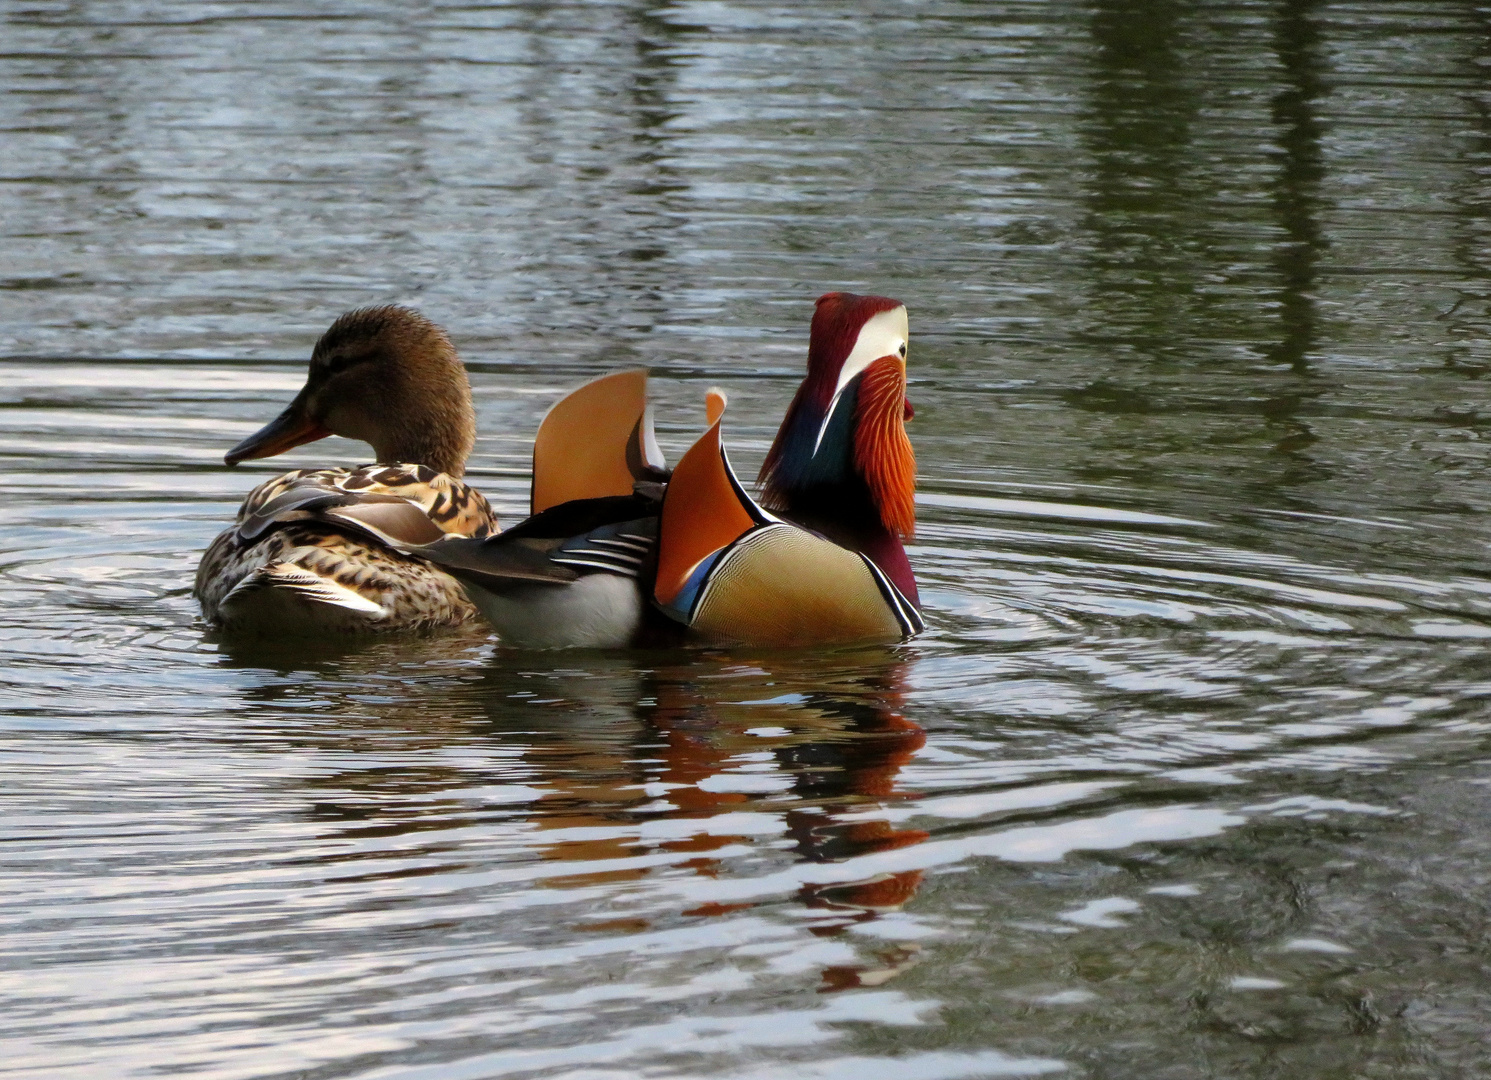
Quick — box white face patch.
[814,305,909,455]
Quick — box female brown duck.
[195,306,498,634]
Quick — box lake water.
[4,2,1491,1077]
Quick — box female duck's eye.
[898,343,907,357]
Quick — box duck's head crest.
[225,306,476,477]
[760,292,916,539]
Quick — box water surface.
[4,2,1491,1078]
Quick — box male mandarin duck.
[417,291,923,649]
[195,306,499,634]
[654,292,923,644]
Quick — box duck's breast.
[687,524,914,647]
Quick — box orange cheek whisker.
[853,356,916,540]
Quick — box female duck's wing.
[232,464,498,549]
[654,392,921,646]
[212,526,471,631]
[336,464,498,538]
[197,464,496,632]
[530,369,667,514]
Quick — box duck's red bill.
[903,397,915,421]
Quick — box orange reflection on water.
[518,652,929,992]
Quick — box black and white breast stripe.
[860,555,926,638]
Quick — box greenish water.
[3,2,1491,1077]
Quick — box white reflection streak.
[715,1049,1069,1080]
[358,991,936,1080]
[918,491,1211,528]
[660,805,1246,906]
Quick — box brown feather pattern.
[196,464,498,633]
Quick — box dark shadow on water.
[1070,0,1340,503]
[1076,0,1201,366]
[207,624,494,678]
[1444,2,1491,379]
[1250,0,1334,493]
[1265,0,1328,377]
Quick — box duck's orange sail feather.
[654,391,758,611]
[530,369,664,514]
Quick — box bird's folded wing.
[415,502,660,591]
[337,464,497,538]
[418,535,582,588]
[236,485,447,547]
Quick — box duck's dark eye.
[898,343,907,357]
[317,348,379,377]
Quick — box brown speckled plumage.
[197,307,498,636]
[196,464,499,634]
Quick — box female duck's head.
[759,292,915,539]
[224,306,476,478]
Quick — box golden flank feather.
[686,526,904,646]
[654,393,921,647]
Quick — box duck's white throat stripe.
[813,305,908,456]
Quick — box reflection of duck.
[421,292,923,648]
[671,659,927,911]
[196,307,499,634]
[514,654,928,922]
[259,646,930,989]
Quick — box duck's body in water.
[195,307,498,636]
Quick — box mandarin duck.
[195,306,499,634]
[417,292,923,649]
